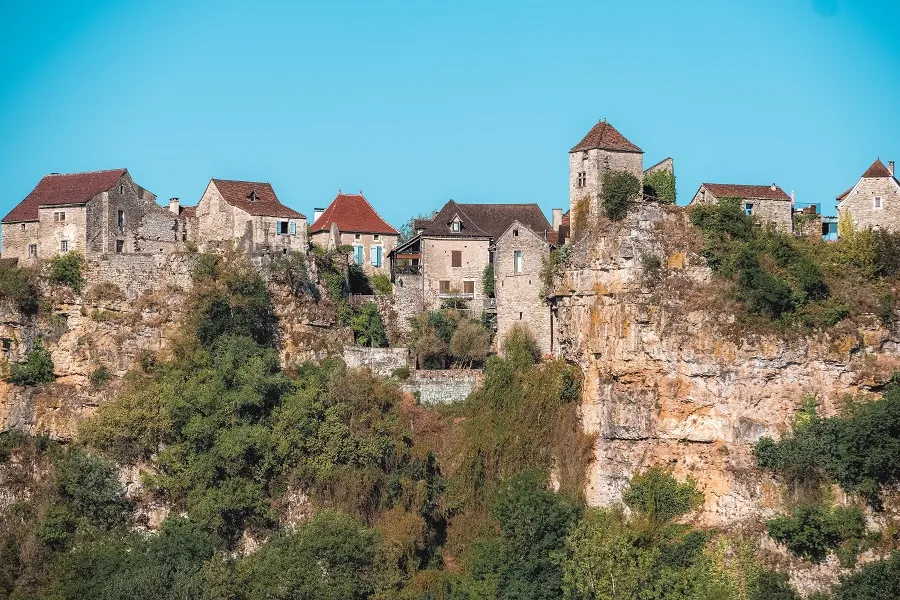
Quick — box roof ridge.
[46,168,126,177]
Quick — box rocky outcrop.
[550,203,900,528]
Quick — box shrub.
[482,264,495,298]
[0,429,26,463]
[540,245,572,295]
[49,251,85,293]
[734,248,794,318]
[192,253,221,281]
[7,339,54,386]
[502,324,540,366]
[0,264,40,314]
[748,570,800,600]
[689,197,755,246]
[349,302,386,347]
[833,551,900,600]
[270,252,314,297]
[391,365,410,380]
[371,273,392,295]
[449,319,491,367]
[642,169,676,203]
[766,504,866,563]
[601,171,641,221]
[53,446,130,530]
[877,291,894,325]
[89,365,111,388]
[622,466,704,529]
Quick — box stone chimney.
[890,161,895,176]
[313,208,325,223]
[168,197,180,214]
[551,208,563,232]
[770,183,777,191]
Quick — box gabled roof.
[211,179,304,219]
[570,120,643,154]
[702,183,791,201]
[836,186,854,203]
[419,200,551,240]
[3,169,127,223]
[861,159,893,179]
[309,192,398,235]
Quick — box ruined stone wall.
[421,237,490,311]
[400,369,483,405]
[839,176,900,233]
[394,272,424,334]
[569,148,644,224]
[342,346,409,377]
[549,202,900,530]
[494,223,551,355]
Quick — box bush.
[601,171,641,221]
[749,570,800,600]
[192,253,221,281]
[0,264,40,314]
[540,245,572,295]
[622,466,704,529]
[371,273,392,295]
[642,169,676,203]
[7,339,54,386]
[833,551,900,600]
[450,319,491,367]
[502,324,540,367]
[89,365,111,388]
[270,252,314,297]
[482,263,495,298]
[349,302,386,347]
[54,446,130,530]
[766,504,866,563]
[49,251,85,293]
[0,429,26,463]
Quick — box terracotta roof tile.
[178,206,197,219]
[211,179,304,219]
[702,183,790,201]
[309,192,398,235]
[862,159,893,178]
[3,169,127,223]
[836,186,854,203]
[420,200,551,240]
[570,120,642,154]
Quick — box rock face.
[0,253,351,439]
[550,203,900,528]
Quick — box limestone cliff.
[549,203,900,528]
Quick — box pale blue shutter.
[355,245,364,264]
[275,220,282,234]
[289,221,296,235]
[376,246,382,267]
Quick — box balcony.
[483,297,496,311]
[395,264,422,276]
[438,292,474,300]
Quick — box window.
[374,234,380,241]
[577,172,586,188]
[582,150,588,161]
[451,250,462,267]
[277,221,289,234]
[451,219,461,232]
[289,221,297,235]
[745,203,753,216]
[117,210,125,232]
[354,233,361,240]
[439,280,450,294]
[513,229,519,237]
[116,240,124,254]
[54,212,66,223]
[370,245,382,267]
[247,191,257,202]
[874,197,883,209]
[513,250,523,274]
[60,240,68,252]
[354,245,364,265]
[28,244,36,257]
[20,224,25,231]
[463,280,474,294]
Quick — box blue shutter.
[289,221,296,235]
[275,220,282,234]
[376,246,382,267]
[355,245,364,265]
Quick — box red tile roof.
[211,179,304,219]
[702,183,790,201]
[178,206,197,220]
[862,159,893,178]
[309,192,399,235]
[2,169,127,223]
[570,120,643,154]
[836,186,854,203]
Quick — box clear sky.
[1,0,898,228]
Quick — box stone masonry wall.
[495,223,552,355]
[1,221,39,265]
[394,272,424,334]
[38,205,87,258]
[839,176,900,234]
[342,346,409,377]
[421,237,490,311]
[400,369,483,405]
[570,148,644,225]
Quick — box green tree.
[832,551,900,600]
[601,172,641,221]
[622,466,704,533]
[0,263,40,314]
[642,169,676,204]
[450,319,491,367]
[350,302,387,347]
[49,251,86,293]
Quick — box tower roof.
[861,158,893,179]
[570,120,642,154]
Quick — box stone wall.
[569,148,644,224]
[394,272,424,334]
[330,231,397,276]
[644,157,674,175]
[85,253,198,299]
[400,369,483,405]
[839,176,900,234]
[342,346,409,377]
[1,221,39,265]
[689,186,792,233]
[421,237,490,311]
[494,222,552,355]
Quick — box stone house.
[689,183,793,232]
[494,220,552,356]
[1,168,179,265]
[836,159,900,235]
[195,179,306,254]
[309,192,399,275]
[390,200,555,345]
[569,120,644,223]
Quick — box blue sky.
[0,0,898,228]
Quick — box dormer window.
[247,191,257,202]
[451,219,461,233]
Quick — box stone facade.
[37,205,87,259]
[394,272,424,333]
[421,236,490,311]
[643,156,674,176]
[690,184,793,233]
[837,160,900,234]
[310,230,396,276]
[494,221,552,356]
[194,180,306,254]
[570,148,644,221]
[400,369,483,405]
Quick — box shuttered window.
[439,280,450,294]
[370,245,382,267]
[463,281,474,294]
[451,251,462,267]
